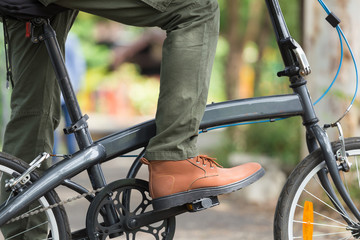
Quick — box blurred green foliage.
[248,0,302,169]
[71,13,111,69]
[213,0,303,170]
[208,37,228,102]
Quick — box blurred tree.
[214,0,303,170]
[221,0,302,100]
[71,13,111,69]
[303,0,360,140]
[223,0,268,100]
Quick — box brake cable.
[317,0,359,128]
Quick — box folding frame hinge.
[278,37,311,77]
[64,114,89,135]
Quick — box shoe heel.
[186,196,220,212]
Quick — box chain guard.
[85,178,176,240]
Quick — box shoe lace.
[197,155,222,168]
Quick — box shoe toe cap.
[225,162,263,181]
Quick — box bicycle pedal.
[186,196,220,212]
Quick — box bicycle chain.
[6,187,104,224]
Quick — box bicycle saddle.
[0,0,67,21]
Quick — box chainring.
[86,178,176,240]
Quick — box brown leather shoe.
[141,155,264,210]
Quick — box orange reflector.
[303,201,314,240]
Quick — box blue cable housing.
[316,0,358,107]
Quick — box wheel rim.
[288,162,326,239]
[288,150,360,239]
[0,165,60,240]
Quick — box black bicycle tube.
[200,94,303,129]
[126,148,146,179]
[311,125,360,222]
[0,144,106,225]
[96,94,304,162]
[43,20,111,202]
[62,179,95,202]
[316,168,353,225]
[264,0,296,67]
[291,80,319,125]
[42,21,93,150]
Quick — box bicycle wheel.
[0,152,70,240]
[274,137,360,239]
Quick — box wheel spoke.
[5,221,49,240]
[293,231,353,239]
[274,139,360,240]
[293,219,348,229]
[308,231,352,238]
[297,204,348,227]
[0,154,68,240]
[312,175,357,226]
[303,188,356,225]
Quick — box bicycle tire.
[274,137,360,239]
[0,152,71,240]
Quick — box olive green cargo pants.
[4,0,220,162]
[2,0,219,238]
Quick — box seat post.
[40,19,114,203]
[39,18,93,149]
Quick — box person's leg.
[145,1,220,160]
[37,0,264,210]
[3,10,77,164]
[39,0,219,161]
[1,10,77,239]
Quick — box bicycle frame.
[0,0,359,233]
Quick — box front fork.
[289,73,360,225]
[307,123,360,225]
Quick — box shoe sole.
[152,167,265,211]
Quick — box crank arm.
[125,206,187,230]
